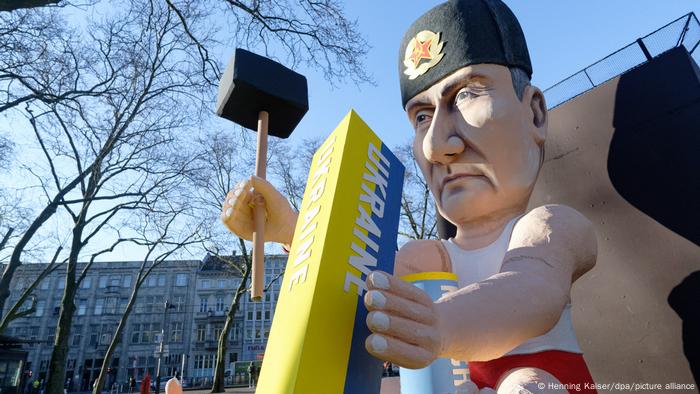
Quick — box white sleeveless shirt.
[442,217,582,356]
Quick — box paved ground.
[76,386,257,394]
[182,388,256,393]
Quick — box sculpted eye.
[455,88,478,104]
[414,110,433,128]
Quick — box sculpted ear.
[525,85,547,145]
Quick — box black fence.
[544,12,700,109]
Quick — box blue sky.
[284,1,700,150]
[4,1,700,262]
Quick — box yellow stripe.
[257,110,384,393]
[401,271,458,282]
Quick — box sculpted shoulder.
[394,239,451,277]
[511,204,597,282]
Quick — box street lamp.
[155,300,175,393]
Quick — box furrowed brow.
[439,73,490,98]
[405,96,433,113]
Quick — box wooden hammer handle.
[251,110,268,301]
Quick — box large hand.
[363,271,442,369]
[220,176,298,245]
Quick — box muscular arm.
[367,204,597,366]
[436,204,597,361]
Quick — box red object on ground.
[469,350,597,393]
[140,373,151,394]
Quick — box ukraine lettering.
[288,136,336,292]
[344,143,391,295]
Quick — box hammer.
[216,48,308,300]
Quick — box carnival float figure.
[222,1,598,392]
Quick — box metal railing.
[544,12,700,109]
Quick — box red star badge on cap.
[409,38,433,67]
[403,30,445,80]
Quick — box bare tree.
[165,0,373,86]
[395,144,437,242]
[1,0,373,390]
[28,1,215,390]
[91,210,205,394]
[0,1,63,12]
[270,137,321,211]
[188,130,293,392]
[0,5,122,316]
[0,246,63,332]
[0,0,372,318]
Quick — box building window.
[199,297,208,313]
[215,297,224,312]
[147,276,157,287]
[256,311,261,321]
[218,279,226,289]
[94,299,104,315]
[40,278,50,290]
[104,297,118,314]
[175,274,188,287]
[170,322,183,343]
[58,279,65,289]
[98,276,108,288]
[247,311,253,321]
[110,275,120,287]
[255,329,261,339]
[265,310,270,321]
[72,332,82,346]
[143,295,161,313]
[174,296,185,312]
[131,324,141,344]
[77,299,87,316]
[80,277,92,289]
[213,324,223,341]
[123,275,132,288]
[230,324,240,341]
[196,324,205,342]
[158,274,166,287]
[29,326,38,341]
[141,323,160,344]
[89,325,99,346]
[202,279,210,289]
[35,300,45,317]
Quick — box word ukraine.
[257,110,404,394]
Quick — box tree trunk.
[0,248,61,333]
[92,273,144,394]
[46,226,82,394]
[211,245,251,393]
[0,203,58,318]
[211,275,249,392]
[0,228,13,250]
[0,170,89,319]
[0,0,62,12]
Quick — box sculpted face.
[405,64,547,226]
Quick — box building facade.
[2,253,286,390]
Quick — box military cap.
[399,0,532,107]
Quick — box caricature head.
[399,0,547,228]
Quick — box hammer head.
[216,48,309,138]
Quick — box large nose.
[423,107,465,164]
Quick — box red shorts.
[469,350,597,393]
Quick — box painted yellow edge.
[401,271,458,282]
